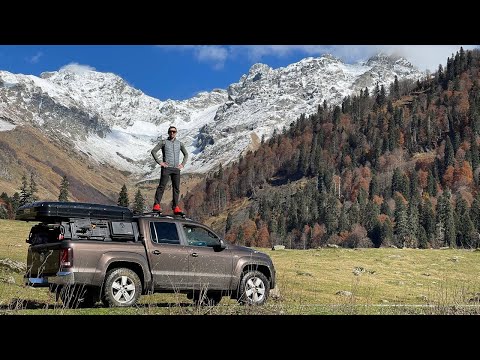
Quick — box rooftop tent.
[16,201,133,222]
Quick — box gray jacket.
[151,138,189,168]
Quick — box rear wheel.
[237,270,270,305]
[102,268,142,307]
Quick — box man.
[151,126,189,214]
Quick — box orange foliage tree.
[256,224,270,248]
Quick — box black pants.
[154,167,181,208]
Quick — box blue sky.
[0,45,477,100]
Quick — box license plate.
[27,277,49,286]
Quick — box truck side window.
[150,222,180,245]
[183,225,219,247]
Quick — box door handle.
[152,250,161,255]
[191,252,198,257]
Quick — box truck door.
[181,224,234,290]
[146,221,190,290]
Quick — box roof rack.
[139,212,193,221]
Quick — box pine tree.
[444,137,455,169]
[11,192,20,215]
[392,168,408,197]
[418,226,429,249]
[19,174,30,206]
[407,198,420,247]
[422,198,436,244]
[133,189,145,214]
[364,201,380,232]
[348,201,360,225]
[58,175,69,202]
[394,194,409,247]
[338,205,350,232]
[29,173,38,202]
[324,193,338,235]
[117,184,129,207]
[393,75,400,99]
[427,169,437,196]
[381,200,393,219]
[455,197,476,248]
[438,189,456,248]
[410,171,419,202]
[470,192,480,232]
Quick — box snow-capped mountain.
[0,54,423,180]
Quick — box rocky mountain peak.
[0,52,425,181]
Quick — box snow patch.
[0,119,16,132]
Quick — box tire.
[59,285,98,309]
[237,270,270,305]
[192,290,222,306]
[102,268,142,307]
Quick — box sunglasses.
[169,130,177,133]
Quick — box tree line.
[0,174,147,218]
[0,173,70,219]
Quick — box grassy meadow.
[2,218,480,315]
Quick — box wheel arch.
[103,261,146,294]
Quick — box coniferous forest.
[183,48,480,249]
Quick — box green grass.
[2,219,480,314]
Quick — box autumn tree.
[256,223,270,248]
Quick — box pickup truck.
[17,201,276,308]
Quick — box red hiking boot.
[152,204,161,212]
[173,206,183,215]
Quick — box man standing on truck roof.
[151,125,189,215]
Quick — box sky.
[0,45,477,101]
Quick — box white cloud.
[157,45,228,69]
[59,63,96,74]
[160,45,479,72]
[328,45,479,71]
[194,46,228,69]
[27,51,43,64]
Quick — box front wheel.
[102,268,142,307]
[237,270,270,305]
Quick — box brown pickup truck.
[17,202,276,308]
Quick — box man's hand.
[177,164,184,170]
[160,162,169,167]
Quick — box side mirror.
[215,239,226,250]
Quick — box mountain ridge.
[0,53,424,201]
